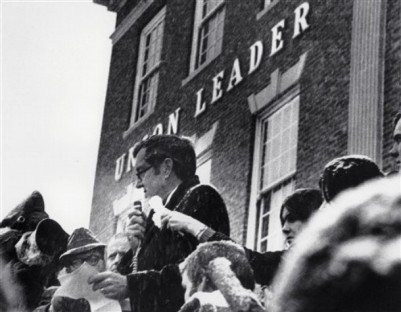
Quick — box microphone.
[127,200,143,273]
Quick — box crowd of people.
[0,112,400,312]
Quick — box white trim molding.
[348,0,386,166]
[247,52,307,115]
[110,0,155,45]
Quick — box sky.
[1,0,116,234]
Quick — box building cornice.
[110,0,155,44]
[93,0,127,12]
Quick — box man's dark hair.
[133,135,196,181]
[279,189,323,226]
[184,241,255,294]
[319,155,383,202]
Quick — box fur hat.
[15,219,69,266]
[35,219,69,255]
[0,191,48,232]
[59,228,105,262]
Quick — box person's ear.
[162,158,174,178]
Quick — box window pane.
[196,8,225,68]
[257,180,295,252]
[262,193,271,214]
[260,97,299,189]
[131,9,165,126]
[197,159,212,184]
[202,0,224,18]
[261,215,269,238]
[260,240,268,252]
[136,72,159,122]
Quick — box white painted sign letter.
[126,146,136,173]
[270,19,285,56]
[153,123,163,135]
[211,70,224,104]
[227,58,243,92]
[167,108,181,134]
[248,41,263,74]
[293,2,310,38]
[115,154,126,181]
[194,88,207,117]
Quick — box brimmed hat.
[59,228,105,262]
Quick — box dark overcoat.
[119,176,230,312]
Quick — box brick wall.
[382,0,401,173]
[90,0,397,244]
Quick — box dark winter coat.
[120,176,230,312]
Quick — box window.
[113,183,144,233]
[257,0,279,20]
[255,95,299,251]
[261,0,272,10]
[197,158,212,184]
[130,8,165,127]
[189,0,225,73]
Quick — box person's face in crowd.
[390,118,401,173]
[65,250,105,273]
[135,148,166,198]
[281,207,305,249]
[106,237,130,273]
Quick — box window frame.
[188,0,226,75]
[247,91,300,251]
[196,152,212,184]
[257,0,279,20]
[257,179,295,252]
[129,7,166,129]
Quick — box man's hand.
[50,296,91,312]
[161,210,205,237]
[88,271,128,300]
[126,206,147,245]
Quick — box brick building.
[90,0,400,252]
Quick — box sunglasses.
[136,165,153,180]
[69,254,103,269]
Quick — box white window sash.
[130,7,166,127]
[189,0,225,73]
[249,94,299,251]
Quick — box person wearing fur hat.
[35,227,106,312]
[179,241,264,312]
[0,191,68,311]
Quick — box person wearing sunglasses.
[35,228,106,312]
[89,134,230,312]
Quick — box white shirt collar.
[164,185,179,206]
